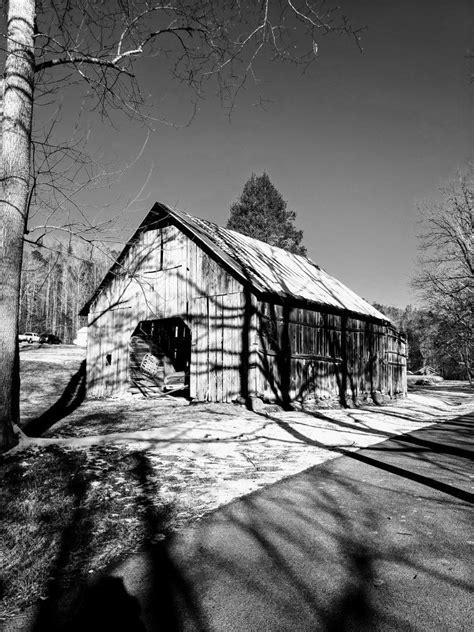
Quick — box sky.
[40,0,472,309]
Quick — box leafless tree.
[412,176,473,382]
[0,0,362,451]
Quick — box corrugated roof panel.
[169,208,388,322]
[81,202,389,323]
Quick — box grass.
[6,346,472,623]
[0,444,175,620]
[19,345,86,428]
[4,346,281,619]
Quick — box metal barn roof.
[81,202,389,322]
[166,206,388,322]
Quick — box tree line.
[19,241,112,343]
[18,171,472,385]
[230,173,472,383]
[371,303,470,381]
[411,178,472,383]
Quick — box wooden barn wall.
[255,301,406,404]
[86,220,405,404]
[87,223,251,400]
[190,290,258,402]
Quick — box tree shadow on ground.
[127,452,208,631]
[31,451,90,632]
[166,414,473,630]
[23,360,87,437]
[264,411,474,503]
[303,405,473,462]
[24,413,473,631]
[66,576,145,632]
[30,450,206,632]
[168,468,396,631]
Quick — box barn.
[80,203,407,407]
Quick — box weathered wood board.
[86,214,406,404]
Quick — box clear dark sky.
[75,0,472,308]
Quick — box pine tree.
[227,173,307,256]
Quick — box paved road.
[29,412,474,631]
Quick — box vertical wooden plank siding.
[222,291,244,402]
[190,296,208,400]
[208,297,217,401]
[87,220,406,403]
[86,315,100,395]
[88,221,248,399]
[216,297,224,401]
[255,301,406,405]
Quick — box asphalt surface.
[26,411,474,632]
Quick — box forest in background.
[19,239,113,343]
[19,174,471,381]
[18,238,462,379]
[373,303,468,380]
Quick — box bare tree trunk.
[462,344,472,384]
[0,0,35,452]
[25,283,30,331]
[52,273,57,334]
[45,267,51,331]
[61,256,68,342]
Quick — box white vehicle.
[19,332,41,343]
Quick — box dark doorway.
[129,318,191,397]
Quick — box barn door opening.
[129,317,191,398]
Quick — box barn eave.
[80,202,391,326]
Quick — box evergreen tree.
[227,173,307,256]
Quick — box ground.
[1,344,473,624]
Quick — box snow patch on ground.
[16,346,474,518]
